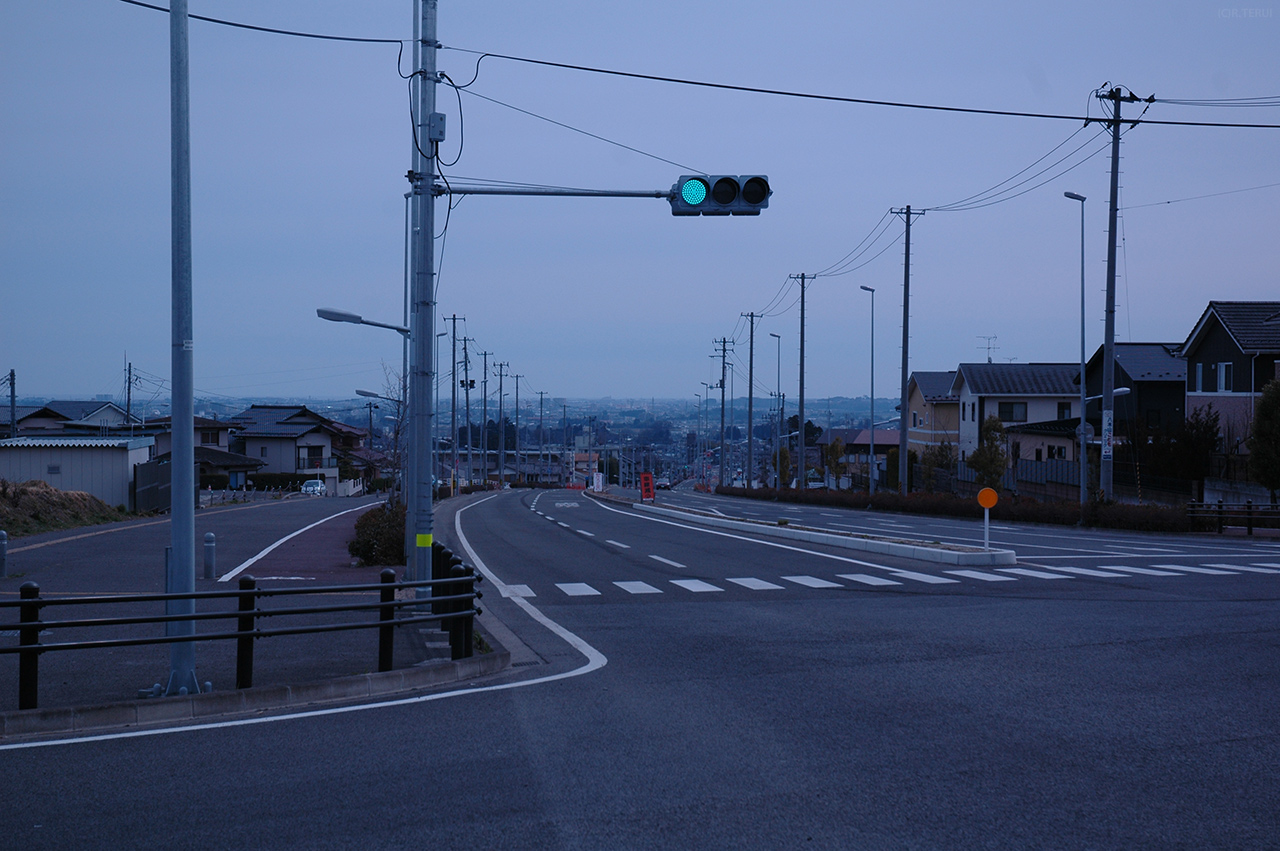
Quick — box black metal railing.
[0,544,482,711]
[1186,500,1280,535]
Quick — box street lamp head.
[317,307,362,325]
[356,389,380,398]
[860,285,875,293]
[1064,192,1086,202]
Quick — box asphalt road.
[3,488,1279,849]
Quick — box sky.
[3,1,1278,413]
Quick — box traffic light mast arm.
[434,183,673,199]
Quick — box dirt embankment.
[0,479,129,538]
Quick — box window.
[1218,362,1233,392]
[970,402,977,421]
[47,464,61,475]
[961,404,966,422]
[200,430,218,445]
[1058,402,1072,420]
[1192,363,1202,392]
[260,447,267,458]
[1035,448,1043,462]
[997,401,1027,422]
[1048,445,1066,460]
[912,412,918,428]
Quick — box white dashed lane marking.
[606,540,631,549]
[557,583,600,596]
[649,555,687,568]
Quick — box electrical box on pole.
[669,175,771,216]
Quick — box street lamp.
[317,308,409,337]
[1064,191,1087,506]
[860,286,876,494]
[769,332,782,489]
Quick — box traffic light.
[669,175,771,216]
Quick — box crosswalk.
[497,561,1280,599]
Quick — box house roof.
[951,363,1079,397]
[0,405,65,427]
[156,446,266,469]
[1086,342,1186,382]
[147,415,231,429]
[0,436,154,450]
[1006,417,1082,437]
[909,371,958,402]
[814,427,899,447]
[229,405,340,440]
[1182,301,1280,355]
[44,400,129,421]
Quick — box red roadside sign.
[639,472,656,501]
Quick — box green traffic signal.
[680,177,709,206]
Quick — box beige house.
[905,371,959,455]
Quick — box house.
[1083,342,1186,438]
[0,435,154,510]
[905,371,959,454]
[1177,301,1280,449]
[228,405,353,493]
[1,404,72,437]
[814,427,899,487]
[950,363,1080,460]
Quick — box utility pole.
[462,336,473,487]
[790,274,809,489]
[742,312,757,489]
[446,314,462,495]
[715,338,732,488]
[479,350,491,483]
[891,206,924,495]
[1094,86,1149,499]
[537,390,547,484]
[496,362,507,485]
[513,373,523,484]
[6,369,15,439]
[406,0,439,591]
[563,402,569,485]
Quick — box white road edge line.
[1,492,607,752]
[218,502,382,582]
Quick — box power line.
[116,0,403,43]
[1123,180,1280,210]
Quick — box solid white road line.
[726,577,784,590]
[219,502,381,582]
[670,579,723,593]
[649,555,687,569]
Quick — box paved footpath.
[0,494,441,716]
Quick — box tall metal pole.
[1099,89,1129,500]
[514,374,523,484]
[1065,192,1088,506]
[892,206,923,495]
[9,369,17,439]
[408,0,438,589]
[448,315,459,495]
[716,338,729,488]
[480,350,491,483]
[744,313,756,488]
[462,336,473,486]
[861,286,876,494]
[792,273,807,489]
[496,363,506,485]
[166,0,199,695]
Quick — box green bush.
[348,502,406,566]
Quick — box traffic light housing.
[670,175,771,216]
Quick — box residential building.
[905,371,959,454]
[228,405,354,492]
[950,363,1079,460]
[1082,342,1186,439]
[0,435,154,510]
[1178,301,1280,449]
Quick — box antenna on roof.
[977,335,998,363]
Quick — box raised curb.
[625,500,1018,566]
[0,630,510,739]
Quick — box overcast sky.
[3,1,1278,412]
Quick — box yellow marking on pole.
[417,533,433,548]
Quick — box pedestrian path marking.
[782,575,843,588]
[670,579,723,593]
[1099,565,1181,576]
[509,584,536,598]
[557,583,600,596]
[606,540,631,549]
[1153,564,1237,575]
[1050,567,1133,578]
[614,581,662,594]
[944,570,1016,582]
[1208,563,1279,574]
[726,577,784,590]
[886,569,960,584]
[998,568,1072,580]
[837,573,902,586]
[649,555,687,568]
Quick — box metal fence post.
[203,532,216,580]
[18,581,41,710]
[1246,499,1254,536]
[1217,499,1225,534]
[0,530,7,579]
[378,568,396,673]
[235,576,257,690]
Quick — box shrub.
[348,502,407,566]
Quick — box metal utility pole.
[1094,86,1149,499]
[166,0,199,696]
[742,313,757,489]
[891,207,924,495]
[513,373,523,484]
[446,314,461,495]
[563,402,569,484]
[479,350,491,482]
[496,362,507,485]
[537,390,547,483]
[790,274,809,488]
[6,370,15,439]
[715,338,731,488]
[860,285,876,494]
[462,336,473,487]
[406,0,439,589]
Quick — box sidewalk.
[0,496,509,738]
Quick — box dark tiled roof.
[910,371,958,402]
[234,423,318,439]
[45,400,120,420]
[0,405,60,426]
[953,363,1079,396]
[1191,301,1280,353]
[1006,417,1082,437]
[158,446,266,469]
[1112,343,1185,382]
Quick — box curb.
[608,497,1019,566]
[0,627,511,739]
